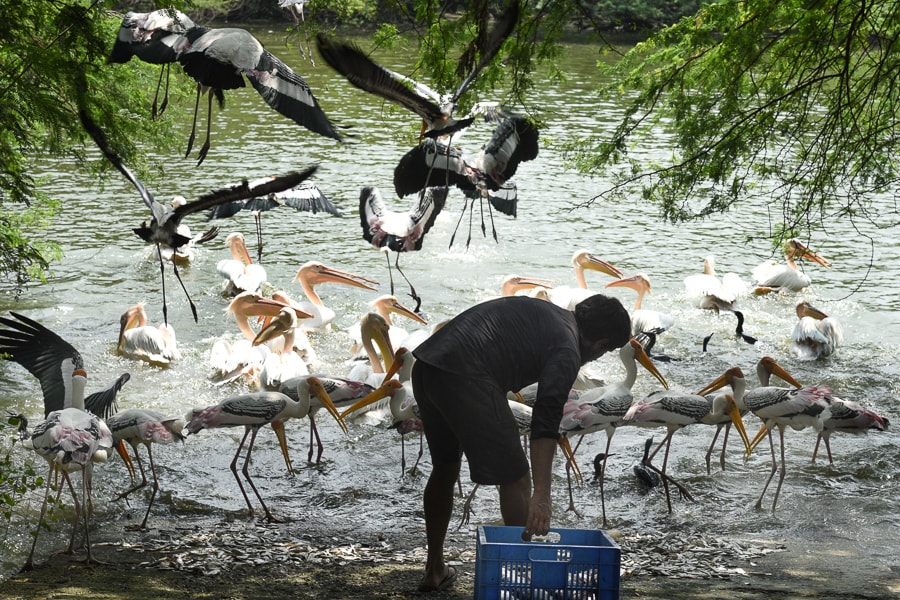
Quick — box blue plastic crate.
[475,525,620,600]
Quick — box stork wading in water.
[811,398,889,464]
[184,377,348,522]
[741,356,834,511]
[359,185,447,308]
[622,380,749,514]
[79,110,316,325]
[0,312,129,570]
[693,367,753,474]
[752,238,832,295]
[208,178,340,262]
[107,8,196,118]
[558,338,669,525]
[174,25,342,164]
[116,303,180,367]
[789,300,843,360]
[106,409,186,529]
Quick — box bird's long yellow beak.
[270,419,294,475]
[385,298,428,326]
[115,439,136,480]
[307,376,349,434]
[294,265,379,292]
[583,255,622,278]
[724,395,751,455]
[630,339,669,389]
[790,239,832,268]
[339,379,403,420]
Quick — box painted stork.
[176,25,342,164]
[79,109,315,324]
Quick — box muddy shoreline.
[2,510,897,600]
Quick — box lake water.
[2,23,899,587]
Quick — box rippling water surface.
[2,25,899,583]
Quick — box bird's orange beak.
[339,379,403,420]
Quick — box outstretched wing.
[401,187,448,252]
[451,1,521,103]
[176,165,319,220]
[316,34,445,125]
[79,110,163,222]
[276,181,341,216]
[393,139,475,198]
[248,47,343,141]
[85,373,131,420]
[0,312,83,416]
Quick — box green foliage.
[0,416,43,524]
[0,0,193,296]
[566,0,900,243]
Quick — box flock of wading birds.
[1,3,891,573]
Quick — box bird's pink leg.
[755,428,778,510]
[22,465,54,572]
[241,427,282,523]
[705,424,723,475]
[230,427,255,517]
[769,427,789,511]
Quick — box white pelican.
[558,339,669,525]
[217,232,268,296]
[500,275,555,298]
[315,2,518,140]
[184,377,347,521]
[812,398,889,464]
[252,307,310,390]
[752,238,832,294]
[545,250,623,310]
[280,374,377,463]
[789,300,843,360]
[346,312,396,387]
[622,383,748,513]
[606,273,676,336]
[292,261,379,332]
[683,255,748,311]
[106,408,186,529]
[210,293,313,386]
[741,356,834,510]
[80,110,311,323]
[116,303,180,366]
[348,295,427,359]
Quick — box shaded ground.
[2,511,899,600]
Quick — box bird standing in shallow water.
[185,377,348,522]
[106,408,186,529]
